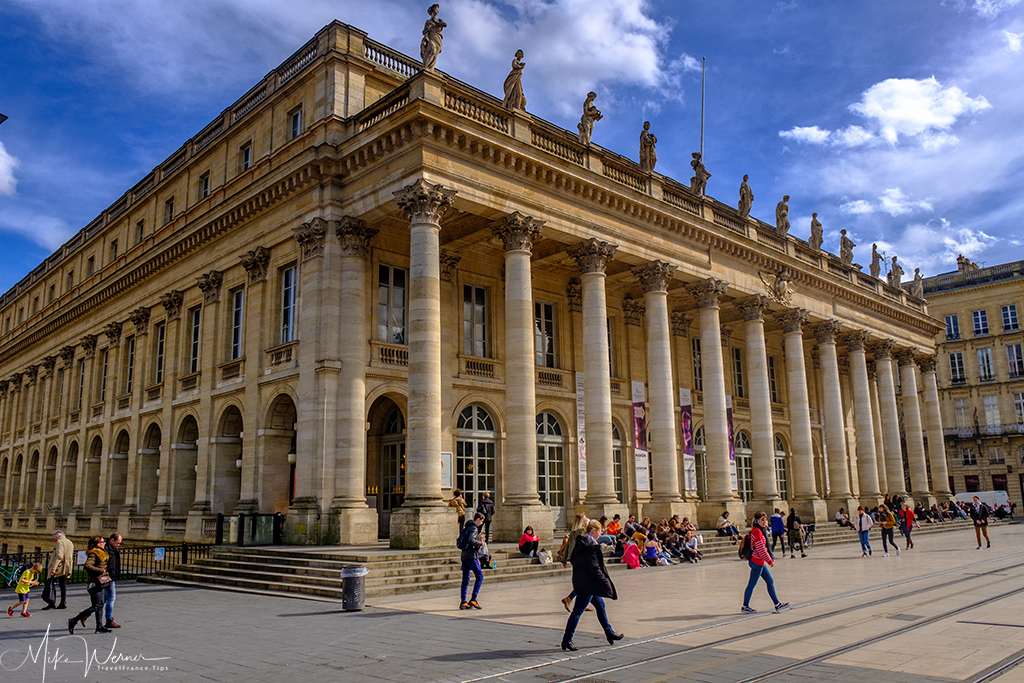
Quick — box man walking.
[769,509,787,556]
[786,508,807,558]
[970,495,991,549]
[104,533,123,628]
[41,531,74,610]
[476,492,495,543]
[457,512,485,610]
[855,506,874,557]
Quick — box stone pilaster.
[873,341,907,496]
[844,331,881,504]
[918,355,952,498]
[897,348,932,505]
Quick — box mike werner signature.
[0,624,171,680]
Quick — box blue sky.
[2,0,1023,295]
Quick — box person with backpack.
[855,506,874,557]
[456,512,486,610]
[877,504,900,557]
[476,492,495,542]
[786,508,807,558]
[560,519,623,651]
[769,509,787,556]
[741,511,789,614]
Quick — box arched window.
[774,435,789,501]
[694,426,707,500]
[735,431,753,502]
[537,412,566,527]
[456,405,496,508]
[612,424,624,503]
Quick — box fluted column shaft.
[846,334,881,499]
[874,343,907,496]
[897,351,930,498]
[778,310,818,500]
[738,296,778,501]
[814,322,852,499]
[691,279,734,502]
[919,358,952,497]
[868,368,888,494]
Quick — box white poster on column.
[727,395,738,492]
[679,388,696,490]
[632,381,650,492]
[575,371,587,492]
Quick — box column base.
[746,498,787,521]
[493,504,554,542]
[791,498,830,526]
[576,501,630,525]
[389,505,453,550]
[826,496,862,521]
[283,497,322,545]
[326,506,379,545]
[642,501,698,525]
[697,499,748,530]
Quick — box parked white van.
[955,491,1010,512]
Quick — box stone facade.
[0,19,943,549]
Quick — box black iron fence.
[0,543,213,585]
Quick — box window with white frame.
[983,394,1000,426]
[153,324,165,384]
[199,173,210,200]
[76,359,85,411]
[55,368,64,414]
[768,355,780,403]
[732,347,745,398]
[949,352,965,383]
[463,284,488,357]
[954,397,968,428]
[978,348,994,381]
[962,448,977,466]
[109,239,118,262]
[1014,392,1024,425]
[99,349,108,402]
[289,106,303,140]
[280,266,298,344]
[1003,304,1019,332]
[973,309,989,335]
[945,314,960,340]
[1007,343,1024,377]
[124,336,135,393]
[164,197,174,224]
[230,288,244,360]
[135,220,145,244]
[534,301,557,368]
[241,143,253,171]
[188,307,202,374]
[377,264,406,344]
[692,338,703,391]
[989,446,1004,465]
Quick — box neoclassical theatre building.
[0,18,949,549]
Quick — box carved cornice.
[811,320,843,345]
[688,278,728,309]
[622,299,645,326]
[735,294,771,322]
[774,308,809,334]
[633,260,676,294]
[394,179,457,225]
[894,348,918,367]
[129,306,151,335]
[59,345,76,369]
[24,365,39,386]
[670,312,692,337]
[337,217,379,258]
[843,329,869,352]
[160,291,184,321]
[567,283,582,313]
[293,217,328,261]
[240,246,270,283]
[103,322,123,349]
[490,212,544,253]
[40,355,57,378]
[197,270,224,304]
[567,239,617,275]
[871,339,896,360]
[917,354,938,373]
[440,249,462,283]
[80,334,98,359]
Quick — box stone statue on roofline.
[775,195,790,235]
[870,243,882,278]
[910,268,924,298]
[738,175,753,217]
[689,152,710,195]
[888,255,905,287]
[809,213,823,250]
[420,4,447,71]
[639,121,657,173]
[840,229,855,266]
[577,91,602,146]
[502,50,527,110]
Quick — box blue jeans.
[563,594,612,642]
[460,558,482,603]
[743,561,780,607]
[858,530,871,552]
[103,581,116,622]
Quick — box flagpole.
[700,57,706,160]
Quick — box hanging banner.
[727,395,738,492]
[632,381,650,492]
[575,372,587,491]
[679,388,696,490]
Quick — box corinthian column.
[491,212,553,541]
[634,261,692,520]
[389,179,457,549]
[897,349,933,505]
[567,239,624,519]
[812,321,855,515]
[918,355,952,498]
[867,361,888,494]
[873,340,907,496]
[774,309,827,523]
[736,295,781,511]
[844,331,881,502]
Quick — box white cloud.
[0,142,19,196]
[878,188,933,216]
[832,125,875,147]
[779,125,831,144]
[0,208,73,251]
[1004,30,1024,52]
[972,0,1023,18]
[840,200,874,215]
[884,218,999,275]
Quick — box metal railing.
[0,543,212,585]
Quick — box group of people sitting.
[556,513,706,571]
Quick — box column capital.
[567,283,583,312]
[735,294,771,322]
[103,322,123,349]
[197,270,224,304]
[688,277,728,309]
[129,306,151,335]
[774,308,809,334]
[239,246,270,283]
[567,238,617,274]
[40,355,57,378]
[866,360,876,379]
[670,311,692,337]
[490,212,544,253]
[633,260,676,293]
[394,179,457,225]
[895,348,919,367]
[8,373,22,393]
[439,249,461,282]
[24,365,39,387]
[811,320,842,344]
[720,325,733,346]
[80,334,98,359]
[811,348,821,369]
[871,339,896,359]
[917,354,939,373]
[293,217,328,261]
[842,329,870,352]
[0,380,7,400]
[160,290,184,321]
[337,216,379,257]
[837,356,850,375]
[59,345,76,369]
[623,298,645,326]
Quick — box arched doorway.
[612,423,625,504]
[694,426,707,500]
[537,411,566,527]
[456,405,496,510]
[26,450,40,511]
[108,432,129,515]
[735,431,753,502]
[138,424,161,515]
[61,442,78,513]
[214,406,243,514]
[173,416,199,514]
[774,434,790,502]
[43,447,58,511]
[11,453,22,509]
[84,437,102,513]
[366,395,406,539]
[262,394,296,514]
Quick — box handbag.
[41,577,55,604]
[98,575,112,586]
[537,549,553,565]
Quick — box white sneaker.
[883,552,889,557]
[895,547,900,556]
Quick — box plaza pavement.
[1,522,1023,683]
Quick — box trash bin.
[340,566,369,611]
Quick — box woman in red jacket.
[742,511,789,614]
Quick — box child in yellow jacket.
[8,563,42,618]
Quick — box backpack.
[738,533,753,561]
[456,526,469,550]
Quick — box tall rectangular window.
[732,347,745,398]
[31,297,38,315]
[164,197,174,224]
[1014,392,1024,425]
[48,284,55,304]
[56,368,64,414]
[973,309,989,335]
[949,352,965,383]
[154,324,166,384]
[76,360,85,411]
[86,256,95,276]
[199,173,210,199]
[945,314,960,340]
[99,349,108,402]
[280,266,298,344]
[534,301,556,368]
[978,348,994,381]
[189,307,202,374]
[692,338,703,391]
[289,107,303,139]
[241,143,253,171]
[767,355,780,403]
[124,336,135,393]
[110,239,118,262]
[954,397,968,428]
[378,265,406,344]
[1003,305,1019,332]
[962,449,977,466]
[230,288,244,360]
[983,394,1000,426]
[989,446,1004,465]
[463,284,488,357]
[136,220,145,244]
[1008,343,1024,377]
[607,317,615,377]
[66,270,74,292]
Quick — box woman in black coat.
[561,519,624,651]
